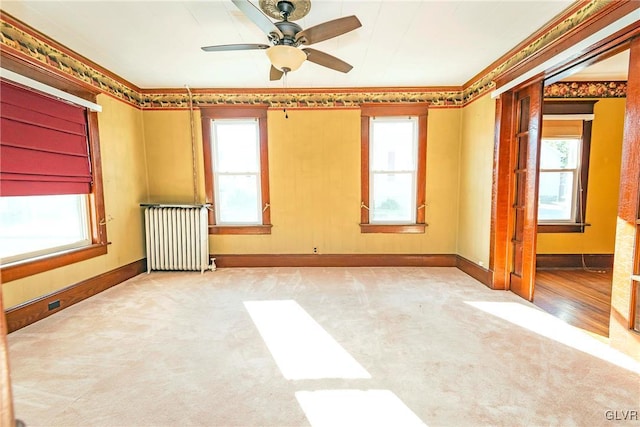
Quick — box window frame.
[0,108,108,283]
[360,104,428,234]
[538,101,596,233]
[201,106,272,235]
[211,118,263,226]
[538,137,581,224]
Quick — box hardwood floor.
[534,268,613,337]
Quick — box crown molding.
[0,1,630,109]
[0,11,142,107]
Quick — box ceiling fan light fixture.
[266,45,306,72]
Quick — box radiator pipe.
[185,85,199,204]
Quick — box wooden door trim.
[612,36,640,334]
[493,1,640,90]
[544,32,638,86]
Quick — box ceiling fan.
[201,0,362,81]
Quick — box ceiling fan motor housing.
[274,21,303,46]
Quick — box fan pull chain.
[283,70,289,119]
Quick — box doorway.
[492,33,640,358]
[533,49,630,336]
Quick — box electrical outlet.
[48,300,61,310]
[313,247,318,254]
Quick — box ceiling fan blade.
[232,0,283,39]
[296,16,361,45]
[201,43,270,52]
[302,48,353,73]
[270,65,284,81]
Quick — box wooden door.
[509,82,543,301]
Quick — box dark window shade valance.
[0,80,92,196]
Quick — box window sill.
[537,223,590,233]
[210,225,272,235]
[0,243,109,283]
[360,224,426,234]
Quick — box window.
[212,120,262,224]
[0,194,90,263]
[370,118,418,223]
[0,79,107,282]
[538,138,581,222]
[538,101,595,233]
[360,104,428,233]
[201,106,271,234]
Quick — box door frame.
[491,21,640,293]
[490,29,640,356]
[610,35,640,352]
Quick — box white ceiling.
[1,0,576,89]
[564,49,630,81]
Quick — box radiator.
[143,205,211,273]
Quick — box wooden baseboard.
[5,259,146,333]
[212,254,457,268]
[536,253,614,269]
[456,255,493,288]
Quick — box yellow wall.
[2,95,149,308]
[457,93,496,267]
[8,90,623,309]
[143,107,462,254]
[537,98,626,254]
[142,110,206,204]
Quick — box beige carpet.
[7,267,640,426]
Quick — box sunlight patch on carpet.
[466,301,640,373]
[296,389,427,427]
[244,300,371,380]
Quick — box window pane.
[371,173,414,223]
[538,171,574,221]
[371,120,416,171]
[540,139,580,169]
[0,194,90,261]
[213,121,259,172]
[217,174,261,224]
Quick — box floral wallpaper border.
[0,1,626,109]
[0,18,142,106]
[544,81,627,98]
[139,90,464,109]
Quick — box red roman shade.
[0,79,92,196]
